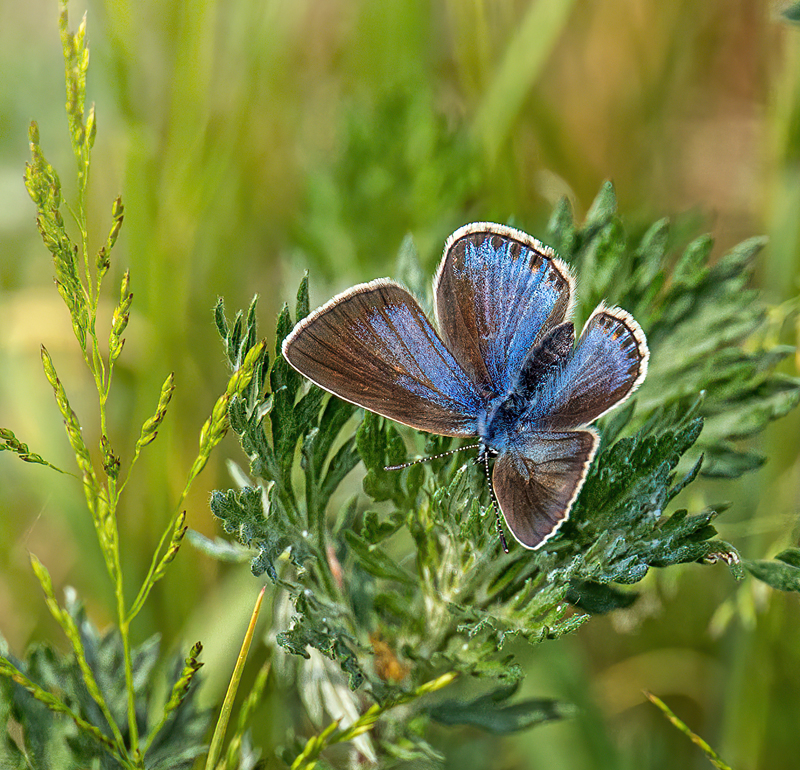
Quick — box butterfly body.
[283,223,649,550]
[475,323,575,449]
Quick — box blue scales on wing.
[524,305,650,431]
[434,223,575,398]
[281,279,483,436]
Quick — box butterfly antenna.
[384,443,481,471]
[484,452,509,554]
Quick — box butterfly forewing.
[434,223,575,397]
[527,306,649,431]
[282,279,483,437]
[492,430,599,549]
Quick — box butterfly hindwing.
[282,279,483,436]
[492,429,599,549]
[434,223,575,397]
[527,305,649,431]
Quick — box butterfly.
[282,223,649,551]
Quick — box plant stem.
[644,691,734,770]
[205,586,266,770]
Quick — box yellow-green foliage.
[3,2,800,769]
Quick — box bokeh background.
[2,1,800,768]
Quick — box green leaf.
[360,510,405,544]
[343,531,414,584]
[775,548,800,568]
[744,550,800,592]
[545,196,577,259]
[633,217,669,292]
[0,600,211,770]
[672,234,712,288]
[581,219,627,309]
[357,412,410,506]
[566,580,638,614]
[584,180,617,230]
[210,485,314,580]
[783,2,800,22]
[296,272,310,322]
[277,591,365,689]
[304,399,360,500]
[428,682,577,734]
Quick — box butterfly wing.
[282,279,483,436]
[434,223,575,397]
[492,429,599,549]
[528,305,649,431]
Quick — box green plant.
[205,182,800,766]
[0,4,263,768]
[4,3,800,769]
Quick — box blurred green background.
[1,1,799,767]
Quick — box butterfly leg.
[483,450,509,553]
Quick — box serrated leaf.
[0,604,210,770]
[210,486,314,580]
[277,593,365,689]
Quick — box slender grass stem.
[205,587,266,770]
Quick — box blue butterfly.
[282,223,649,550]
